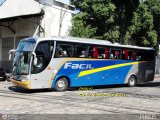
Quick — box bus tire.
[128,75,136,87]
[55,77,69,91]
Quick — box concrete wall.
[39,0,73,37]
[1,18,38,38]
[0,0,41,20]
[0,17,39,72]
[0,0,74,72]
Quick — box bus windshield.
[17,40,36,52]
[13,52,32,75]
[12,40,36,75]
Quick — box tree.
[70,0,158,48]
[145,0,160,43]
[112,0,139,44]
[70,0,119,43]
[126,3,157,47]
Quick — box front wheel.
[54,77,69,91]
[128,75,137,87]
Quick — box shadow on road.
[68,84,128,91]
[138,82,160,87]
[8,86,53,94]
[8,81,160,93]
[8,84,128,93]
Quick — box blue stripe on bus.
[51,60,134,88]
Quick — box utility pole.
[58,4,69,36]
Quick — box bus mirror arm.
[9,54,12,61]
[9,49,16,61]
[34,58,38,66]
[32,53,38,66]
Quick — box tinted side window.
[109,48,122,59]
[88,46,108,59]
[121,49,135,60]
[32,41,54,74]
[55,42,74,58]
[75,44,89,58]
[135,50,155,61]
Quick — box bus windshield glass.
[13,40,36,75]
[17,40,36,52]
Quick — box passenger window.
[128,50,135,60]
[88,46,98,58]
[122,49,135,60]
[32,41,54,74]
[134,50,154,61]
[97,47,106,59]
[75,44,88,58]
[88,46,109,59]
[105,48,109,59]
[110,48,122,59]
[135,50,143,61]
[55,42,74,58]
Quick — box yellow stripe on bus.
[78,61,140,77]
[11,79,31,89]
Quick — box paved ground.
[0,76,160,119]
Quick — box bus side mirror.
[9,49,16,61]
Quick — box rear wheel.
[128,75,136,87]
[55,77,69,91]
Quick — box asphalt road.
[0,76,160,120]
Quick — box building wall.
[39,1,73,37]
[0,17,38,72]
[0,0,74,72]
[1,18,38,38]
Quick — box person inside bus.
[58,51,64,57]
[63,51,68,57]
[98,54,105,58]
[110,53,114,59]
[79,51,85,57]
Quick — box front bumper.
[11,79,31,89]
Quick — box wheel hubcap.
[130,78,135,86]
[57,80,65,89]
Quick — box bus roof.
[22,36,154,50]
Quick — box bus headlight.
[21,79,28,82]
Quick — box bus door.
[30,41,55,88]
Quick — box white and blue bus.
[10,37,155,91]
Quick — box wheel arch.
[127,73,137,87]
[53,75,71,88]
[126,73,137,83]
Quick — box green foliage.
[70,0,159,48]
[127,3,157,47]
[145,0,160,43]
[70,0,118,42]
[70,13,97,38]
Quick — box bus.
[10,37,155,91]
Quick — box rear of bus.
[134,49,155,84]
